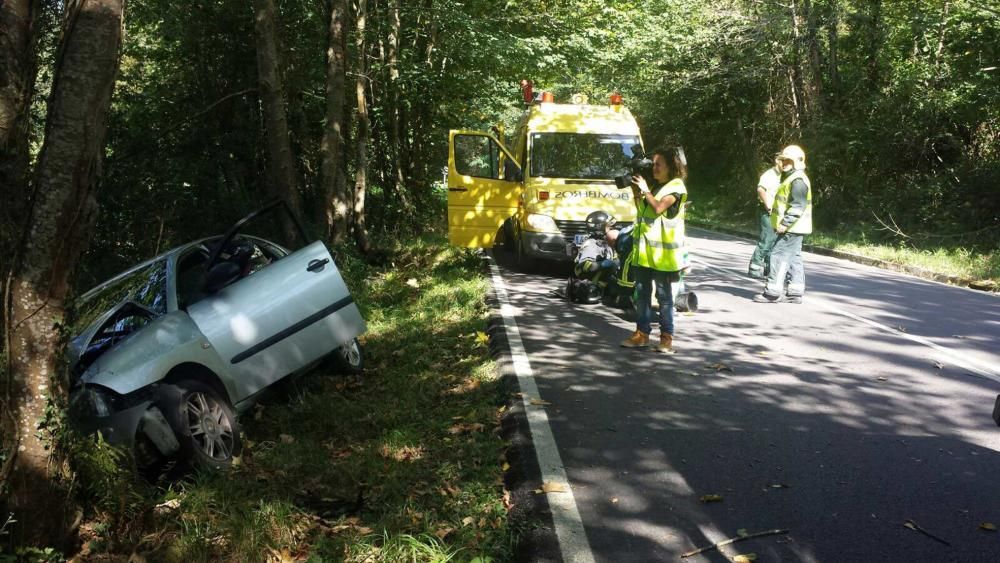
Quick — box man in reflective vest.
[748,157,782,279]
[754,144,812,304]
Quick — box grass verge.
[75,234,517,562]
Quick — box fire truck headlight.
[526,213,558,232]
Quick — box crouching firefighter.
[754,144,812,304]
[621,146,688,354]
[568,211,620,303]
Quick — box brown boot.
[621,330,650,348]
[653,334,675,354]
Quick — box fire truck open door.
[447,130,522,248]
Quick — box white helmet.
[778,145,806,170]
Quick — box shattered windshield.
[529,133,640,179]
[70,260,168,339]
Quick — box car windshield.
[70,260,168,339]
[529,133,640,179]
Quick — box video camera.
[614,144,655,190]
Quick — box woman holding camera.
[621,147,688,354]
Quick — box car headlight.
[525,213,558,232]
[70,386,117,419]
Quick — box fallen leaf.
[529,398,552,406]
[406,278,420,288]
[737,528,748,537]
[611,497,619,503]
[877,376,888,381]
[279,434,295,444]
[434,526,455,540]
[733,554,758,563]
[475,331,489,344]
[502,462,511,472]
[699,494,723,503]
[462,516,475,527]
[770,483,789,489]
[897,325,907,333]
[535,481,567,494]
[933,361,944,369]
[903,521,917,531]
[980,522,997,531]
[708,363,734,373]
[448,422,486,434]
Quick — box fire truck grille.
[554,220,631,239]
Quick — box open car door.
[186,201,365,403]
[447,130,522,248]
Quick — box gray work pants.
[763,233,805,298]
[749,209,777,278]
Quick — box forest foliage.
[0,0,998,555]
[7,0,994,289]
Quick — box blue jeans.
[634,266,674,335]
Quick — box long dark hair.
[652,146,688,181]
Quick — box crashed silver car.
[67,201,366,471]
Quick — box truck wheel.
[161,380,241,471]
[516,239,536,272]
[501,220,516,253]
[330,337,364,375]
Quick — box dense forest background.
[0,0,998,551]
[5,0,999,291]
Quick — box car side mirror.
[203,262,242,294]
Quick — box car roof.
[76,238,216,303]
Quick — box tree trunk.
[319,0,350,243]
[353,0,370,253]
[0,0,42,341]
[252,0,300,244]
[4,0,124,547]
[802,0,824,114]
[386,0,408,209]
[826,1,840,97]
[788,0,806,127]
[865,0,883,88]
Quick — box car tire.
[161,380,241,471]
[330,337,364,375]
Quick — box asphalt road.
[496,228,1000,562]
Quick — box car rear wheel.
[162,380,241,470]
[330,337,364,374]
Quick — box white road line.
[487,257,596,563]
[692,257,1000,384]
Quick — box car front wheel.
[162,380,241,470]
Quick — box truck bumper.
[522,232,572,262]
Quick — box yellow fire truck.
[446,84,643,268]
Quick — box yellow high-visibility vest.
[633,178,687,272]
[771,170,813,234]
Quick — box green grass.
[689,202,1000,285]
[77,235,515,561]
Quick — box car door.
[187,240,365,403]
[447,130,522,248]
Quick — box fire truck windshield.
[529,133,641,180]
